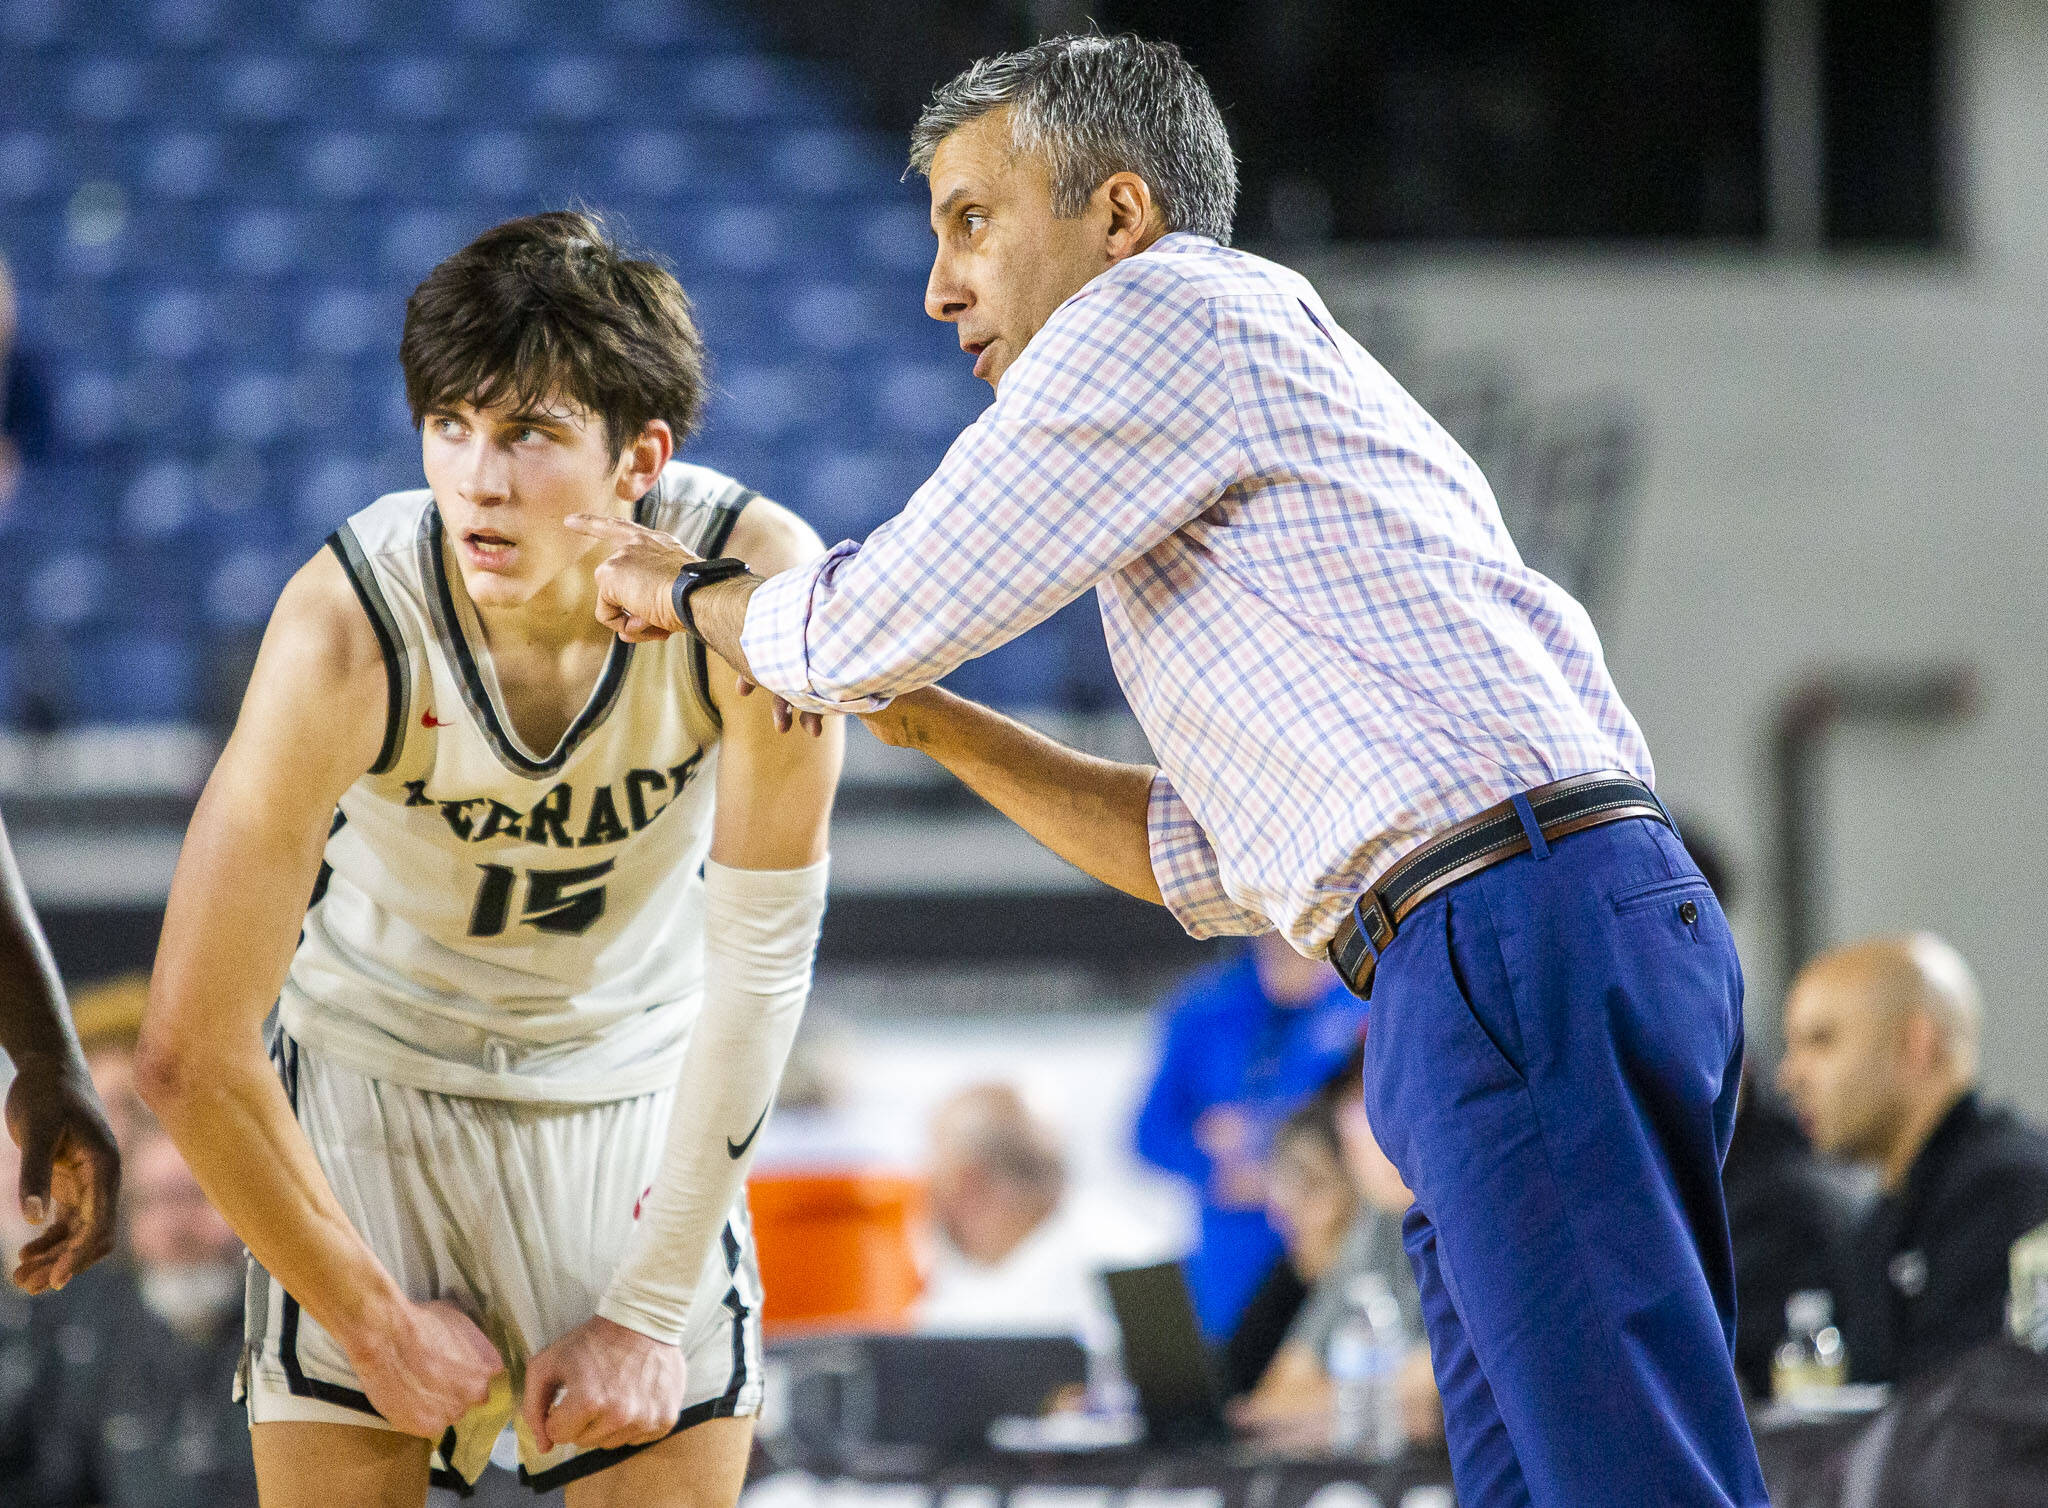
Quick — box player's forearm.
[880,688,1164,905]
[0,813,82,1069]
[600,858,828,1343]
[139,1029,405,1342]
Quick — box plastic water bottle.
[1770,1289,1846,1399]
[1327,1271,1405,1460]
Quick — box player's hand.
[563,512,697,644]
[351,1297,505,1439]
[5,1053,120,1294]
[522,1314,686,1454]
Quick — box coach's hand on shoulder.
[522,1313,686,1454]
[351,1296,505,1439]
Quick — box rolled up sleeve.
[1147,770,1271,939]
[737,257,1245,715]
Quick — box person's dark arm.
[0,808,118,1293]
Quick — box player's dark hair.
[399,210,706,457]
[909,33,1238,245]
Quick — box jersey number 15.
[467,860,615,938]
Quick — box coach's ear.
[1098,171,1164,265]
[615,419,674,503]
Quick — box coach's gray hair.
[908,33,1238,246]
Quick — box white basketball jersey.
[278,462,754,1104]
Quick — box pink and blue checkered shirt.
[741,233,1653,954]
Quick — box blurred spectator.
[28,1129,254,1507]
[67,976,152,1159]
[1230,1066,1440,1452]
[1135,933,1367,1338]
[916,1083,1155,1347]
[1721,1072,1860,1399]
[1779,933,2048,1385]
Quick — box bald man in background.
[1779,934,2048,1384]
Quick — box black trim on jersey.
[264,1033,384,1420]
[517,1270,752,1492]
[306,809,347,914]
[686,488,754,735]
[419,498,652,780]
[326,526,410,776]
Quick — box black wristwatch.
[669,556,752,638]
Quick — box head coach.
[572,34,1767,1507]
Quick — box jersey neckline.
[414,490,655,780]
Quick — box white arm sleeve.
[597,855,828,1344]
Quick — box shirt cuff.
[739,544,891,715]
[1146,771,1270,939]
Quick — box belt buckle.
[1337,891,1396,1001]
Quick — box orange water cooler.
[746,1171,926,1336]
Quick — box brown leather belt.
[1327,772,1669,1000]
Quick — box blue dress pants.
[1360,815,1770,1507]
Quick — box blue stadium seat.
[54,369,128,450]
[301,130,394,199]
[0,0,63,47]
[0,129,56,200]
[202,545,292,628]
[218,207,305,277]
[374,56,461,121]
[525,55,611,123]
[295,0,374,48]
[299,287,388,359]
[210,369,293,446]
[455,129,533,198]
[22,548,109,631]
[72,633,197,722]
[119,457,203,540]
[943,628,1066,711]
[792,447,934,542]
[134,284,209,362]
[144,0,225,47]
[857,205,938,274]
[293,451,373,540]
[140,128,225,198]
[63,56,153,123]
[871,359,988,440]
[379,208,474,281]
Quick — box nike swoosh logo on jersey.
[727,1104,769,1159]
[421,709,453,728]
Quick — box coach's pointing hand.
[523,1313,686,1454]
[565,512,696,645]
[352,1297,505,1440]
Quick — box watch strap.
[670,557,751,638]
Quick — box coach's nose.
[925,247,970,323]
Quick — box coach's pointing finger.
[567,511,697,640]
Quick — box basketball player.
[136,213,842,1507]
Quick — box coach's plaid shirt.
[742,233,1653,954]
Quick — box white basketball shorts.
[239,1033,763,1492]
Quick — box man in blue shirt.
[1135,933,1366,1338]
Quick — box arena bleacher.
[0,0,1121,730]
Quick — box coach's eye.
[963,212,987,234]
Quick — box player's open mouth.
[461,530,518,568]
[964,338,994,379]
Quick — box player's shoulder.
[270,541,385,683]
[725,492,824,576]
[650,459,824,576]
